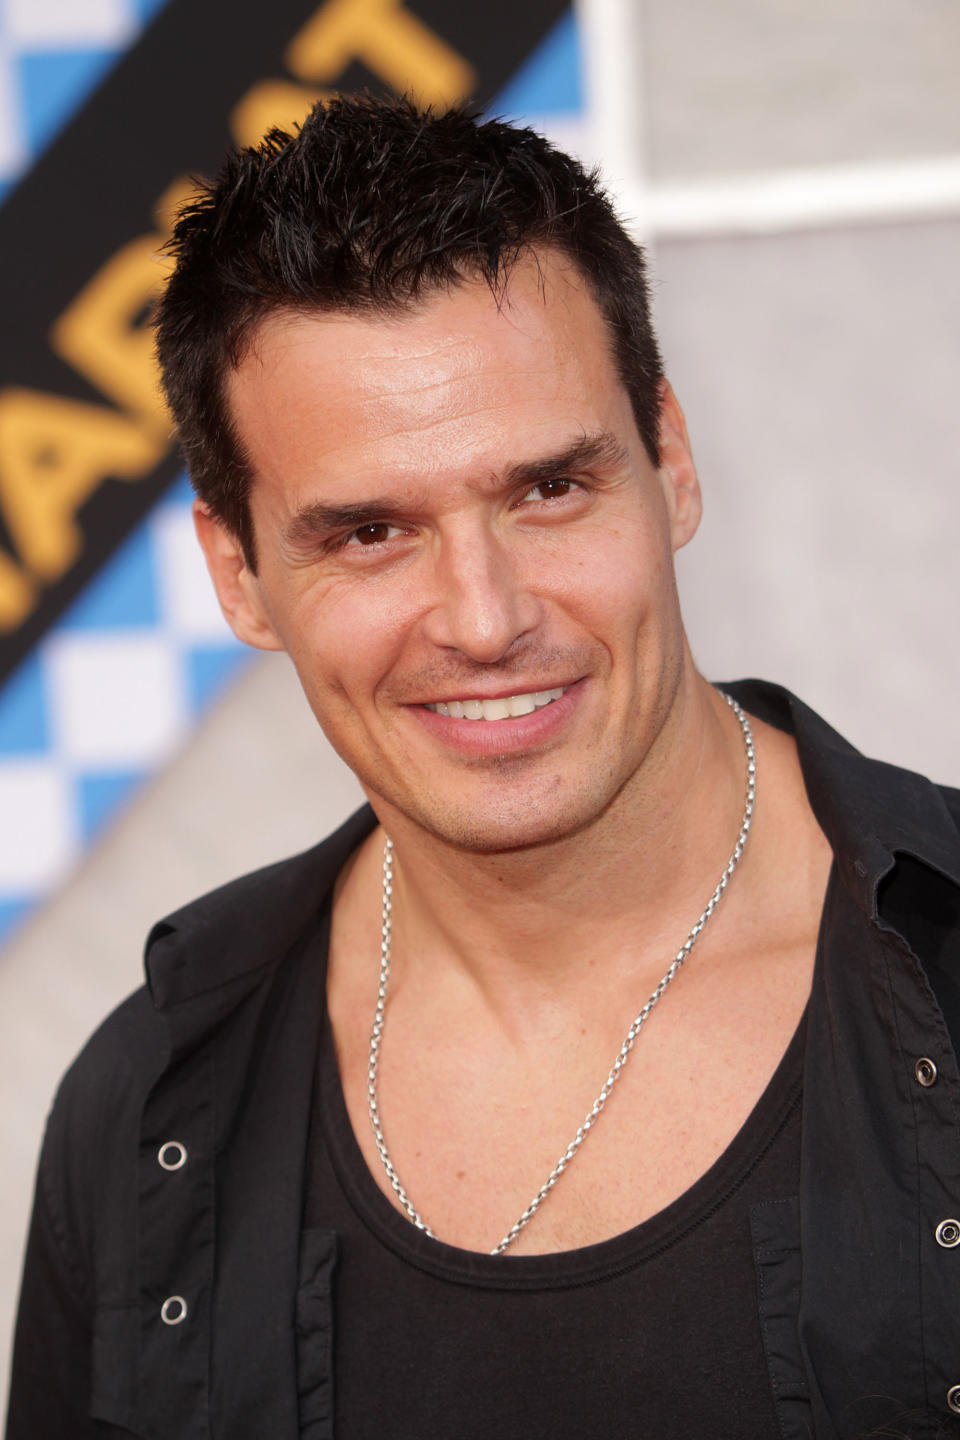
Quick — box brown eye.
[353,523,393,545]
[522,477,575,503]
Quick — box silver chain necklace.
[367,690,756,1255]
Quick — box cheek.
[549,515,672,629]
[281,581,413,712]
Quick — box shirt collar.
[145,804,378,1011]
[724,678,960,918]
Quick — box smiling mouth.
[424,687,567,721]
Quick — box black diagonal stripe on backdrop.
[0,0,571,683]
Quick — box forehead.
[226,253,633,506]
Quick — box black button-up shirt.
[6,679,960,1439]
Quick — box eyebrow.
[502,431,629,491]
[283,430,629,548]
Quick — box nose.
[421,528,540,663]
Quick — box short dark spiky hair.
[155,94,664,569]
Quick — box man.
[7,96,960,1440]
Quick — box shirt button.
[947,1384,960,1414]
[935,1219,960,1248]
[161,1295,188,1326]
[157,1141,188,1171]
[915,1057,938,1087]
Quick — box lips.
[424,687,566,721]
[411,680,582,758]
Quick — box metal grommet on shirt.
[161,1295,188,1326]
[157,1140,187,1171]
[935,1219,960,1248]
[947,1384,960,1414]
[915,1057,938,1088]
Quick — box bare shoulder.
[742,708,835,950]
[750,709,832,845]
[327,825,385,1059]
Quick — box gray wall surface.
[643,0,960,176]
[661,216,960,782]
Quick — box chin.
[381,772,625,856]
[430,815,576,855]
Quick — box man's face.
[201,252,701,852]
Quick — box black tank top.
[306,908,804,1439]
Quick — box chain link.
[367,690,756,1254]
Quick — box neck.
[362,675,752,1008]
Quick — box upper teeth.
[427,687,565,720]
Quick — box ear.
[656,380,702,552]
[193,501,284,652]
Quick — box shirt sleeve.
[4,1135,100,1440]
